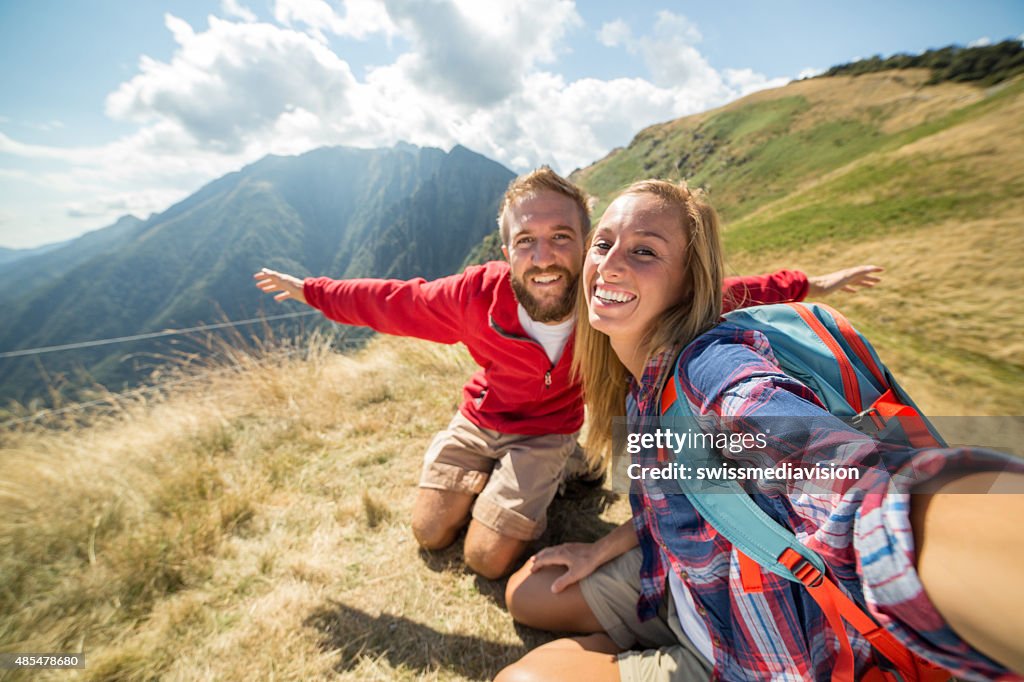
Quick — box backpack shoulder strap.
[659,372,825,583]
[659,348,949,682]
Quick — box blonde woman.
[497,180,1024,682]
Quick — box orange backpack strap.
[787,303,864,412]
[870,390,941,448]
[814,302,888,388]
[737,551,764,593]
[779,549,950,682]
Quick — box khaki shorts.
[579,547,713,682]
[419,410,577,541]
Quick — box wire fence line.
[1,308,372,429]
[0,309,323,359]
[1,335,369,429]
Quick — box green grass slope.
[572,69,1024,416]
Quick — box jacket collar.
[488,261,530,339]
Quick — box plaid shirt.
[627,322,1022,681]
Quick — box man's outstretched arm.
[253,265,471,344]
[254,268,308,305]
[723,264,884,312]
[806,264,883,298]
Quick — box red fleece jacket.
[303,261,808,435]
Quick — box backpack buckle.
[780,548,824,587]
[851,407,887,435]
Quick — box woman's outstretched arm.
[911,471,1024,672]
[676,324,1024,677]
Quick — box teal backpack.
[658,302,950,682]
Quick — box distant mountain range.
[0,240,70,267]
[0,215,145,310]
[0,144,514,406]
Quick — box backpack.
[658,302,950,682]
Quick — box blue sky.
[1,0,1022,248]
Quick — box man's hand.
[529,542,603,593]
[807,265,883,298]
[253,268,308,305]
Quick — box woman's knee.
[504,561,547,624]
[496,637,621,682]
[494,660,536,682]
[505,563,602,632]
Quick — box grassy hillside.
[572,69,1024,416]
[0,336,627,681]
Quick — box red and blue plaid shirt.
[626,322,1022,681]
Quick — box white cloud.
[0,132,93,161]
[1,7,798,244]
[273,0,396,41]
[25,119,66,132]
[106,14,360,153]
[382,0,581,106]
[652,10,703,45]
[724,68,790,97]
[797,66,824,80]
[221,0,257,22]
[65,189,175,220]
[967,36,992,48]
[597,19,633,50]
[488,74,686,172]
[598,11,739,102]
[640,12,718,91]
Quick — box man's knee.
[411,489,473,550]
[464,546,518,580]
[464,522,528,579]
[411,515,458,550]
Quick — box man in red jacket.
[254,167,881,579]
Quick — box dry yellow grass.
[723,78,1024,418]
[728,207,1024,417]
[777,71,983,135]
[0,335,628,681]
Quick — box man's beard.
[510,266,579,323]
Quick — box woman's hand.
[529,542,604,593]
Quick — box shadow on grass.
[306,601,540,680]
[540,486,620,547]
[417,530,468,574]
[307,488,623,679]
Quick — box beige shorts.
[579,547,713,682]
[419,410,577,541]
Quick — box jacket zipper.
[490,318,558,389]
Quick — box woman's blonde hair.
[572,179,726,467]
